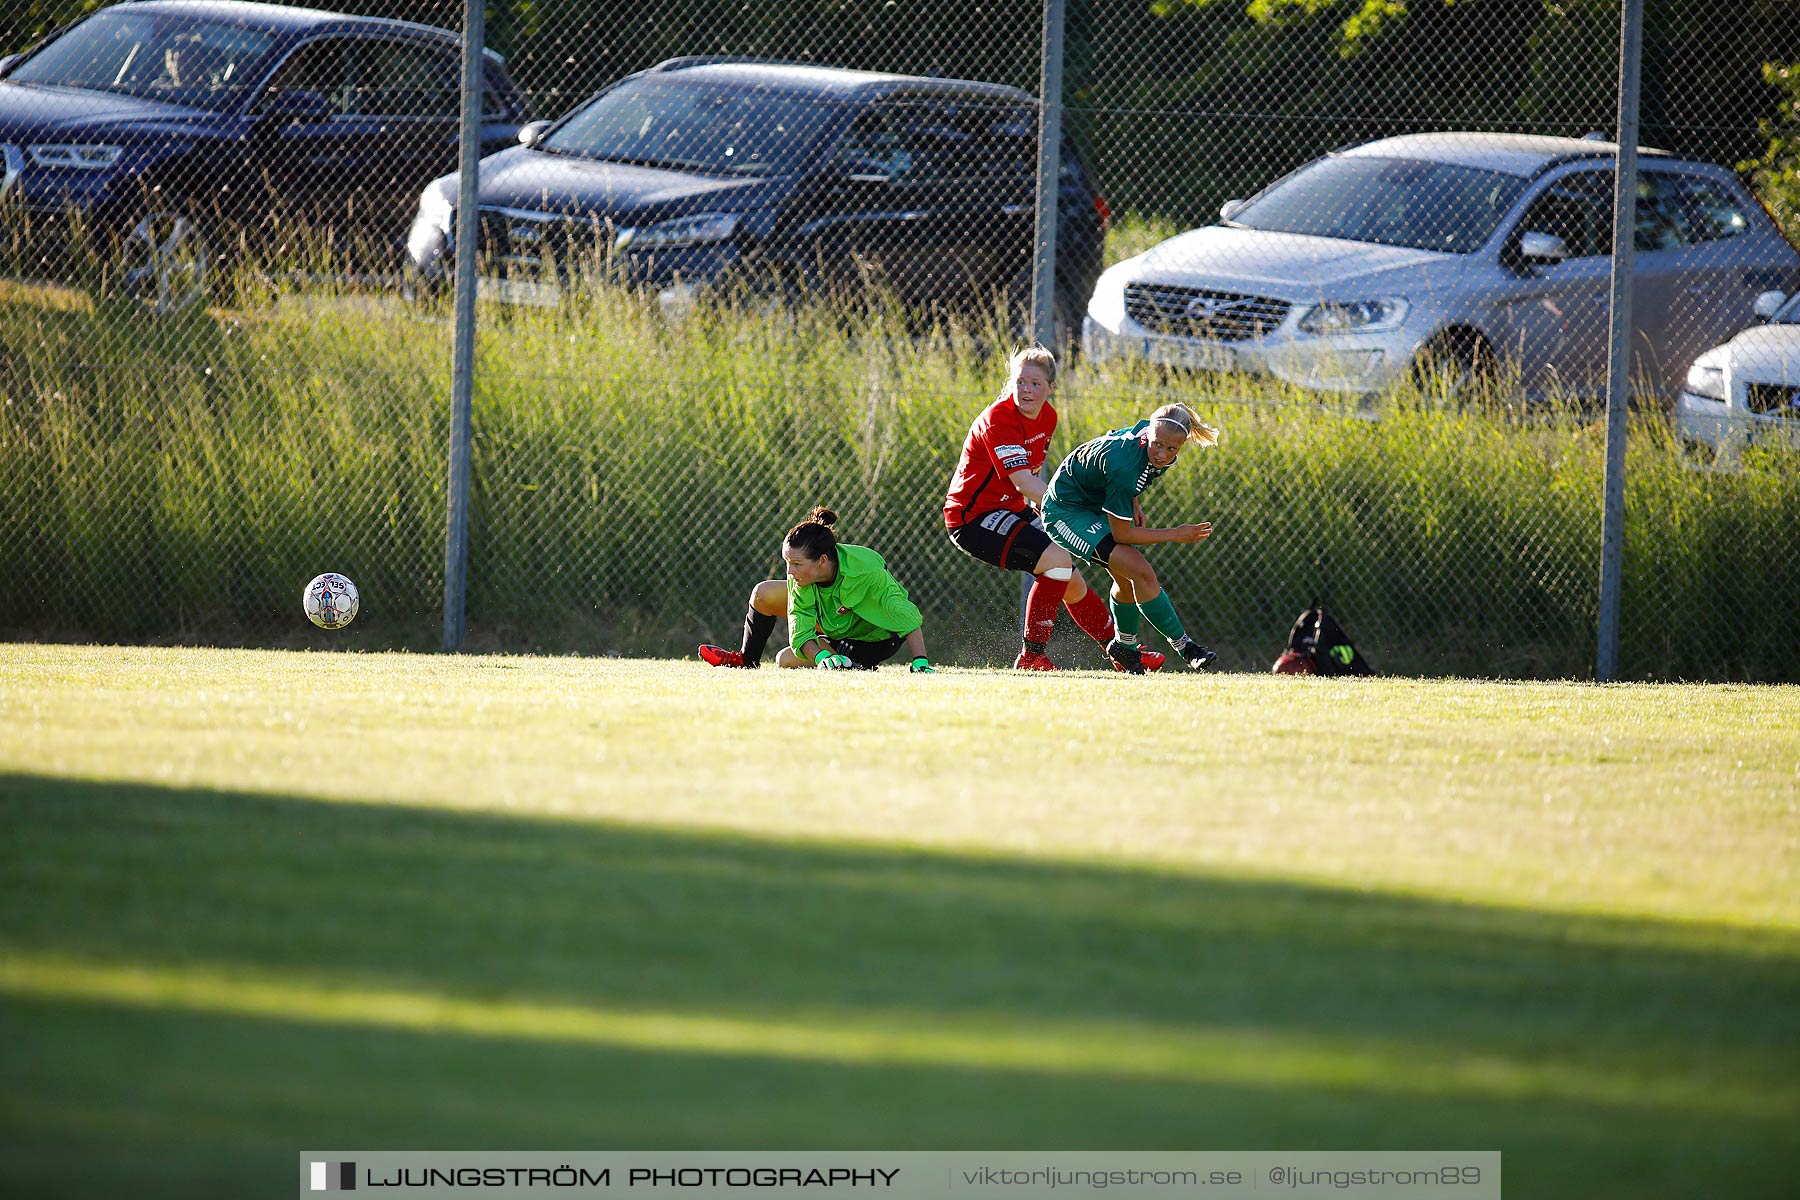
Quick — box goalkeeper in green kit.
[699,506,935,672]
[1041,403,1221,675]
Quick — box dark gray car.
[405,58,1109,330]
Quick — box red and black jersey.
[942,393,1057,529]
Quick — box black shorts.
[826,634,905,669]
[947,508,1052,573]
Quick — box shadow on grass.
[1,773,1796,1199]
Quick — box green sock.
[1109,593,1140,640]
[1138,591,1188,645]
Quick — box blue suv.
[0,0,528,311]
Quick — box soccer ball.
[303,573,360,630]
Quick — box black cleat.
[1105,639,1146,675]
[1177,639,1219,670]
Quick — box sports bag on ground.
[1273,605,1375,676]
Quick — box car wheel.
[114,212,210,315]
[1685,439,1720,465]
[713,259,797,318]
[1412,330,1499,405]
[399,263,441,306]
[1676,436,1723,471]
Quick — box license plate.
[482,276,561,308]
[1144,337,1234,371]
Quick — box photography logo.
[308,1161,356,1191]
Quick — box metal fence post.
[1030,0,1065,349]
[1597,0,1644,683]
[442,0,486,652]
[1021,0,1066,641]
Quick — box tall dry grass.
[2,271,1795,679]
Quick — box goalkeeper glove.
[909,657,935,673]
[815,652,854,670]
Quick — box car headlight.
[416,177,456,237]
[615,212,739,252]
[1297,298,1409,335]
[1683,362,1726,402]
[1086,261,1132,326]
[27,143,122,170]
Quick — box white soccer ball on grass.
[303,573,360,630]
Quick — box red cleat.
[1014,649,1058,671]
[698,644,746,668]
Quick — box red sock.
[1064,588,1115,644]
[1025,573,1071,647]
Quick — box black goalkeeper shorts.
[826,634,905,670]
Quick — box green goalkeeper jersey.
[788,543,924,658]
[1044,420,1168,520]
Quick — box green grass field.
[2,644,1796,1198]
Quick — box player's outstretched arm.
[1106,512,1211,546]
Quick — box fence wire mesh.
[2,0,1798,679]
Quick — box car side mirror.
[1219,198,1246,222]
[518,120,551,148]
[1752,289,1786,320]
[263,88,334,122]
[1517,230,1570,266]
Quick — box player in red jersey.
[942,345,1164,671]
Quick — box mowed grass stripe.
[2,956,1794,1120]
[2,645,1794,927]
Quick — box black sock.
[741,606,777,667]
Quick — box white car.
[1674,290,1800,460]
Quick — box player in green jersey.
[699,507,936,672]
[1041,403,1220,675]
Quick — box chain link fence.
[2,0,1798,679]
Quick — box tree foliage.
[1742,62,1800,248]
[3,0,1799,242]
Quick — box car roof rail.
[650,54,835,74]
[1522,144,1674,184]
[640,54,1025,101]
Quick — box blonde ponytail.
[1150,403,1219,447]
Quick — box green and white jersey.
[787,543,924,658]
[1043,420,1167,520]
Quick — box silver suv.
[1083,133,1800,401]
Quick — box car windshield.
[541,76,837,175]
[1231,155,1530,254]
[9,8,276,113]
